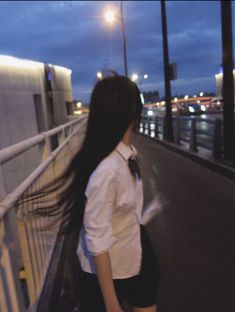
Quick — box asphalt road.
[133,133,235,312]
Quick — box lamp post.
[161,0,173,142]
[220,0,235,162]
[104,1,128,77]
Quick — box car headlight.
[201,105,206,111]
[189,107,195,113]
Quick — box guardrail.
[0,115,87,312]
[140,115,223,159]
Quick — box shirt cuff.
[85,233,118,256]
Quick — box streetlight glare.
[200,92,204,96]
[104,9,116,23]
[144,74,149,79]
[131,73,138,81]
[97,71,103,79]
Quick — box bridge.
[0,114,235,312]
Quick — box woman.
[76,76,160,312]
[24,75,160,311]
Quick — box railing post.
[143,117,147,135]
[41,135,52,162]
[189,118,198,152]
[213,118,222,160]
[58,126,66,145]
[0,167,25,312]
[0,216,26,312]
[174,116,181,145]
[154,116,159,138]
[148,117,151,136]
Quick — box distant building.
[215,66,235,101]
[142,91,159,104]
[0,55,73,192]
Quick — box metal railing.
[140,115,223,159]
[0,115,87,312]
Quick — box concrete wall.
[0,56,73,193]
[49,65,73,126]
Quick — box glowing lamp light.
[97,71,103,79]
[189,106,195,113]
[131,73,138,82]
[174,97,178,102]
[201,105,206,112]
[77,102,82,108]
[184,95,189,100]
[144,74,148,79]
[147,110,153,116]
[200,92,204,96]
[105,9,116,23]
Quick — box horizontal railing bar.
[0,117,87,219]
[180,127,190,132]
[0,116,86,165]
[197,142,213,150]
[197,130,214,136]
[195,118,215,124]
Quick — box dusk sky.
[0,1,235,103]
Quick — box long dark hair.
[20,75,142,234]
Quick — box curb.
[137,132,235,182]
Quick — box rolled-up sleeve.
[83,168,118,255]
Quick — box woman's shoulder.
[94,150,121,177]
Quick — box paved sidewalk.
[133,133,235,312]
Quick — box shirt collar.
[115,141,138,160]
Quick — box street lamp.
[131,73,138,82]
[97,71,103,79]
[104,10,116,23]
[104,1,128,77]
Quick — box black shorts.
[79,225,160,311]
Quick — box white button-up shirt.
[77,141,144,279]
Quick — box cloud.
[0,1,234,102]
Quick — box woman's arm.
[93,252,123,312]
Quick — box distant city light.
[201,105,206,111]
[174,97,178,102]
[74,110,82,115]
[197,100,200,104]
[184,95,189,100]
[131,73,138,81]
[140,93,145,104]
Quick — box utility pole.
[120,0,128,77]
[161,0,173,141]
[221,0,235,162]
